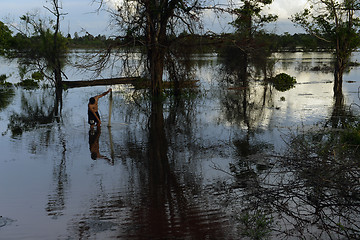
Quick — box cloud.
[0,0,309,36]
[266,0,308,20]
[105,0,123,9]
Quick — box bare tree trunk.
[150,46,165,96]
[334,41,344,97]
[46,0,64,89]
[54,67,62,89]
[147,31,166,97]
[145,0,169,97]
[54,87,63,117]
[53,0,62,89]
[334,64,343,97]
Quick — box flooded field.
[1,52,360,239]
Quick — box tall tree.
[44,0,67,90]
[292,0,360,96]
[11,0,68,90]
[226,0,277,83]
[97,0,203,97]
[231,0,277,41]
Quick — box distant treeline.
[64,32,334,52]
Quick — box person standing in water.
[88,88,112,129]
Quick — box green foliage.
[13,28,68,65]
[0,74,12,87]
[231,0,277,38]
[16,66,41,89]
[31,71,44,81]
[71,32,335,53]
[16,79,39,89]
[0,74,7,82]
[239,210,273,240]
[10,12,68,85]
[0,21,12,55]
[268,32,332,51]
[271,73,296,92]
[341,123,360,146]
[69,33,108,48]
[291,0,360,81]
[288,117,360,163]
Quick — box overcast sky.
[0,0,308,36]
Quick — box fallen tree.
[62,77,143,88]
[63,77,199,89]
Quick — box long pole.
[107,89,113,128]
[107,88,114,164]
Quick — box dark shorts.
[88,110,100,125]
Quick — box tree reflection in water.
[215,50,360,238]
[5,89,69,218]
[46,123,68,218]
[7,89,62,137]
[221,95,360,239]
[69,92,234,239]
[0,87,15,111]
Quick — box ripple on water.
[67,188,236,239]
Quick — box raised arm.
[95,88,112,99]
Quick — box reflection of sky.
[343,52,360,114]
[271,52,336,126]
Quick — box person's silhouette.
[88,89,112,129]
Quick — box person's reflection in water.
[88,127,113,165]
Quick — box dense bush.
[271,73,297,92]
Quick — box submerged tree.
[95,0,204,97]
[223,0,277,83]
[11,0,68,90]
[231,0,277,41]
[292,0,360,96]
[44,0,67,90]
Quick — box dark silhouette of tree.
[222,0,277,84]
[94,0,204,97]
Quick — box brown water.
[1,52,360,239]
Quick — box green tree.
[231,0,277,41]
[12,0,67,90]
[226,0,277,82]
[97,0,204,97]
[292,0,360,96]
[0,21,12,55]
